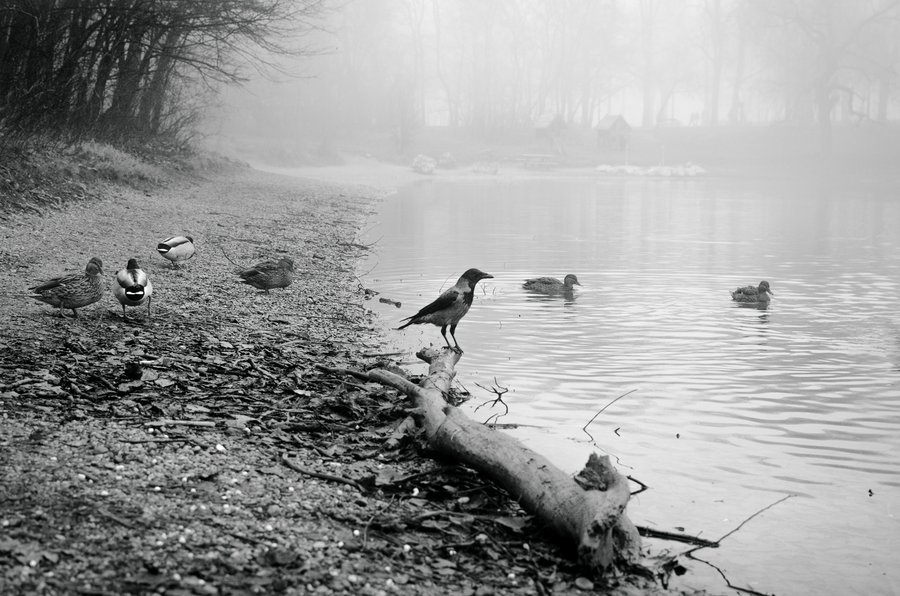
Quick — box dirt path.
[0,165,664,595]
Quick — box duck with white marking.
[114,258,153,319]
[157,235,195,267]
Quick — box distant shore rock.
[595,162,706,177]
[472,161,499,175]
[411,154,437,174]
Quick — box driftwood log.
[333,347,641,572]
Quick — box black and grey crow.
[398,268,493,351]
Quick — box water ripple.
[360,177,900,594]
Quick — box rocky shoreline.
[0,164,674,595]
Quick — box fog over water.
[216,0,900,168]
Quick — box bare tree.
[745,0,900,152]
[0,0,326,144]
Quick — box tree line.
[246,0,899,151]
[0,0,323,145]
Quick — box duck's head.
[758,280,773,296]
[564,274,581,288]
[279,257,295,271]
[86,257,103,275]
[126,258,140,270]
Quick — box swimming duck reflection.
[524,287,579,305]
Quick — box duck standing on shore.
[523,273,581,293]
[114,258,153,320]
[731,280,773,304]
[238,257,294,293]
[398,268,493,352]
[157,235,195,267]
[29,257,105,318]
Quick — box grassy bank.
[0,139,241,221]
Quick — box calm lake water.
[355,173,900,595]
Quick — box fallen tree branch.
[324,347,641,573]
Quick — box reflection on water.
[359,176,900,595]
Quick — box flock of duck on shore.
[28,241,773,351]
[27,235,295,320]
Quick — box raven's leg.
[440,325,453,349]
[449,324,462,352]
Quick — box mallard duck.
[523,274,581,293]
[398,268,493,352]
[29,257,105,317]
[238,257,294,292]
[157,235,195,267]
[731,280,773,303]
[114,258,153,319]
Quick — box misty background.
[2,0,898,173]
[210,0,900,172]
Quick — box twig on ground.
[247,357,277,379]
[637,526,718,547]
[120,437,191,444]
[95,508,135,529]
[392,466,455,486]
[280,452,365,492]
[219,245,244,268]
[316,363,372,383]
[361,351,405,358]
[144,420,217,428]
[338,237,380,250]
[88,374,117,392]
[411,509,476,523]
[361,494,397,549]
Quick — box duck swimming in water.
[114,258,153,320]
[238,257,294,293]
[29,257,105,318]
[523,274,581,293]
[731,280,773,303]
[157,235,195,267]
